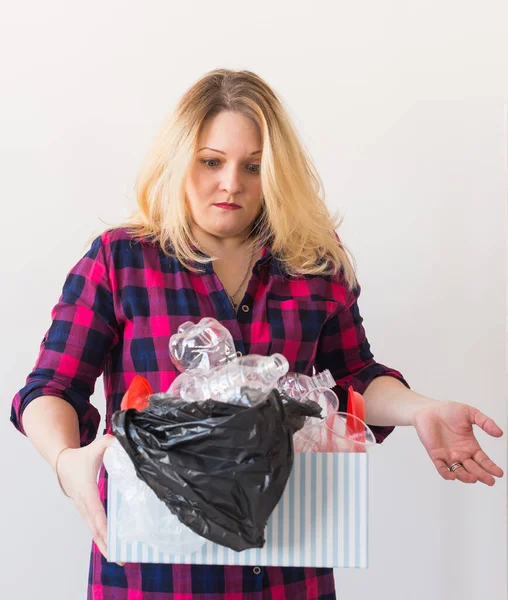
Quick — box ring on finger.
[449,462,464,472]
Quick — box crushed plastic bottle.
[278,369,336,399]
[169,353,290,406]
[169,318,237,372]
[278,371,376,451]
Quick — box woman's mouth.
[213,203,241,210]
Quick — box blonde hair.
[118,68,358,290]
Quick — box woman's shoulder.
[98,226,158,248]
[89,227,164,272]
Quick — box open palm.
[412,401,504,485]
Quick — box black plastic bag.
[111,389,321,551]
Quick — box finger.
[75,483,109,559]
[77,500,108,559]
[434,458,458,481]
[462,458,496,486]
[473,449,504,478]
[93,532,108,559]
[94,434,116,459]
[450,462,478,484]
[87,435,116,476]
[99,433,116,449]
[471,409,504,438]
[74,495,107,558]
[93,439,129,566]
[85,512,111,562]
[85,484,109,547]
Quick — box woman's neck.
[192,225,253,260]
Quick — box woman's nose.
[219,165,243,195]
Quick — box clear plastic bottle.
[169,318,237,372]
[277,369,336,399]
[173,353,290,405]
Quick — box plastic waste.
[169,318,237,372]
[169,353,289,406]
[111,388,321,551]
[120,375,152,412]
[103,438,207,555]
[277,369,336,399]
[107,315,374,555]
[165,317,375,449]
[292,385,376,452]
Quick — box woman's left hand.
[412,401,504,485]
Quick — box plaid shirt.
[10,227,410,600]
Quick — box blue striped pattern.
[107,453,368,568]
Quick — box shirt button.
[253,566,262,574]
[241,304,250,313]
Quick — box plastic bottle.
[173,353,289,405]
[169,318,237,372]
[277,369,336,399]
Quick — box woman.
[10,69,504,600]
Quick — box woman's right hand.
[56,434,125,566]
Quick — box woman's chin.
[207,221,251,239]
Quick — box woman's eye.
[200,159,260,174]
[201,159,220,169]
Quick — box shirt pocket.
[266,298,338,373]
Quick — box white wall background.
[1,1,507,599]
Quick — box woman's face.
[185,111,263,241]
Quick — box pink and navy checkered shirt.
[10,227,409,599]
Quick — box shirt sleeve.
[10,234,119,446]
[314,281,411,444]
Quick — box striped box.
[107,452,368,568]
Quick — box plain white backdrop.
[1,1,507,599]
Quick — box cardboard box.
[107,452,368,568]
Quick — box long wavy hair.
[117,68,358,289]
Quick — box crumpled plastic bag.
[111,388,321,551]
[103,438,207,555]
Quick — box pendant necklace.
[224,254,255,311]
